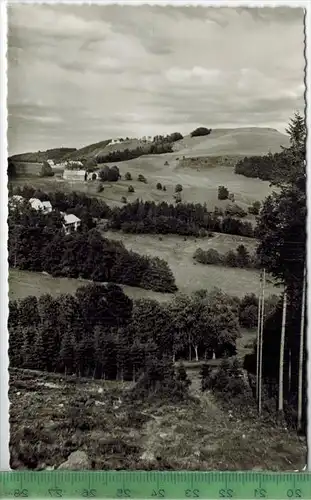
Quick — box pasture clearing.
[8,269,172,303]
[104,231,281,298]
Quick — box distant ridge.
[9,126,290,164]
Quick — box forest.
[8,205,177,293]
[9,285,270,379]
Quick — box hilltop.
[172,127,290,157]
[9,127,289,164]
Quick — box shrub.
[164,161,169,166]
[169,132,183,142]
[228,193,235,202]
[225,204,247,218]
[175,184,183,193]
[97,183,104,193]
[190,127,212,138]
[200,363,213,392]
[121,196,127,204]
[214,206,224,217]
[91,173,97,181]
[236,244,250,267]
[125,172,132,181]
[174,193,182,203]
[163,186,167,191]
[193,248,222,265]
[248,201,261,215]
[156,182,162,190]
[218,186,229,200]
[128,185,135,193]
[138,174,147,183]
[224,250,238,267]
[40,162,54,178]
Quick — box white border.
[0,0,310,472]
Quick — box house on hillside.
[61,213,81,235]
[47,159,55,167]
[108,139,122,146]
[29,198,53,214]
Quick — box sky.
[7,5,305,155]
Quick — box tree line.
[193,244,259,269]
[109,200,255,238]
[244,112,307,430]
[8,204,177,293]
[234,150,295,183]
[11,186,255,238]
[9,286,243,379]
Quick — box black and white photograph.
[7,4,307,471]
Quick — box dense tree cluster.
[193,244,258,269]
[234,149,297,183]
[190,127,212,138]
[40,161,54,177]
[8,204,177,293]
[9,287,240,379]
[96,142,173,164]
[99,165,120,182]
[109,200,254,237]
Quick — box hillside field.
[11,152,275,213]
[104,231,281,298]
[9,229,281,301]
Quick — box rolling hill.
[172,127,290,157]
[9,127,290,165]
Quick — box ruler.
[0,472,310,499]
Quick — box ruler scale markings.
[1,472,311,499]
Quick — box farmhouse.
[61,213,81,235]
[63,169,86,181]
[29,198,53,214]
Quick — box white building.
[63,169,86,181]
[61,213,81,235]
[47,159,55,167]
[29,198,53,214]
[108,139,122,146]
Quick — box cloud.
[7,5,305,155]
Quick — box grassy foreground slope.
[9,368,306,471]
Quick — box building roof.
[42,201,52,209]
[29,197,41,204]
[63,213,81,224]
